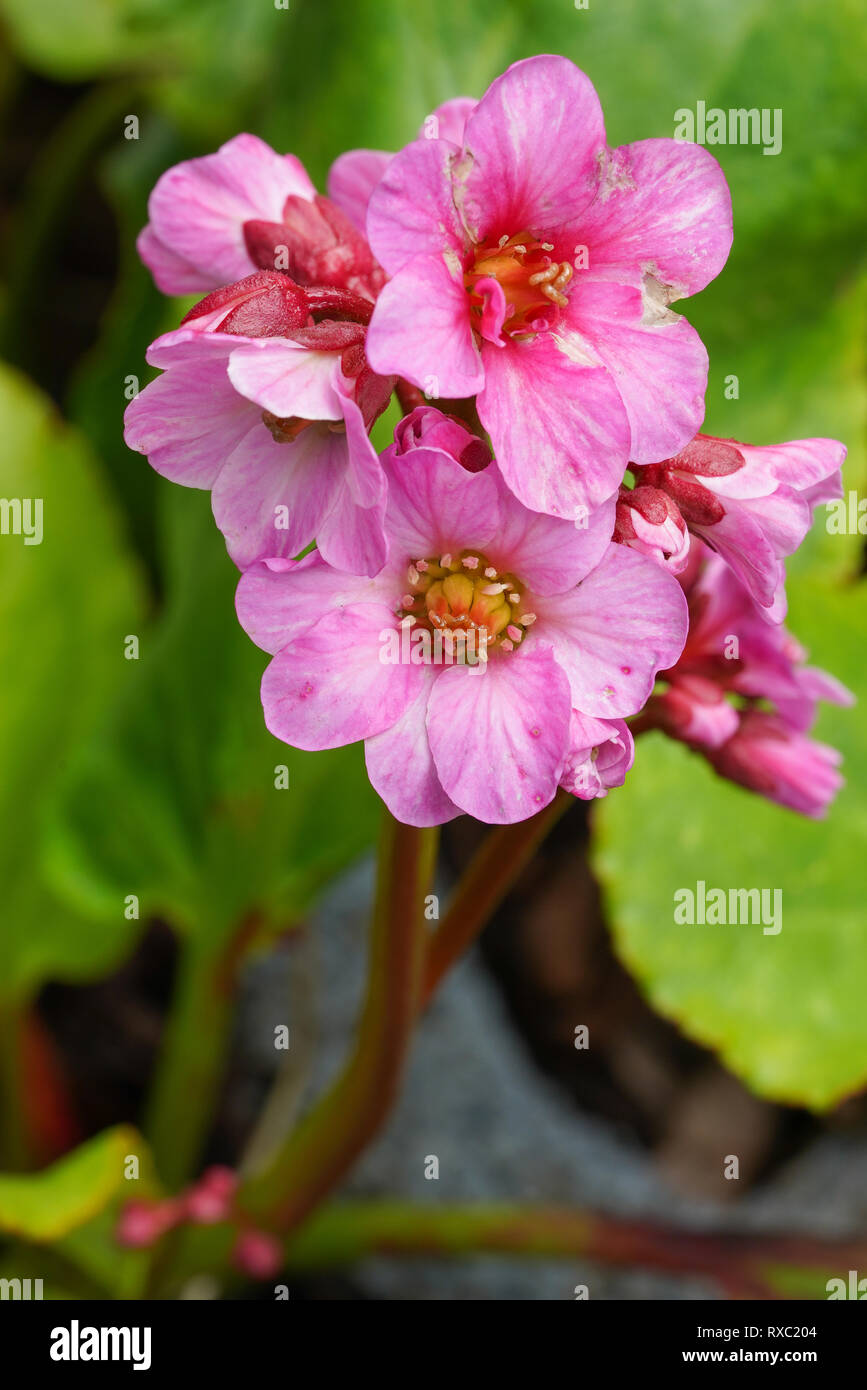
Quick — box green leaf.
[0,364,145,1002]
[47,486,379,945]
[0,1125,153,1241]
[594,564,867,1111]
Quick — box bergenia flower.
[139,133,383,301]
[125,272,394,575]
[642,542,852,816]
[626,433,845,616]
[235,421,687,826]
[363,54,732,521]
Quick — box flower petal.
[536,545,688,717]
[477,333,629,519]
[571,273,708,464]
[426,643,572,823]
[227,339,343,420]
[365,255,483,397]
[575,138,732,297]
[382,446,499,563]
[236,553,391,654]
[365,672,461,827]
[260,605,418,750]
[124,352,259,488]
[489,473,616,595]
[366,137,466,274]
[146,134,315,291]
[326,149,392,233]
[456,56,605,242]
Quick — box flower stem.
[144,919,258,1190]
[282,1199,865,1299]
[421,790,572,1006]
[239,812,438,1233]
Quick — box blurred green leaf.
[0,1124,152,1241]
[594,562,867,1111]
[47,486,379,945]
[0,363,145,1002]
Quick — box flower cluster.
[126,55,850,825]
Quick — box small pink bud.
[232,1228,283,1280]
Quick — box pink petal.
[477,334,629,519]
[146,134,315,291]
[457,56,605,242]
[136,225,213,296]
[365,673,461,827]
[365,256,483,397]
[326,149,392,233]
[212,421,342,569]
[236,553,391,655]
[426,643,572,824]
[489,473,616,595]
[560,712,634,798]
[536,545,688,717]
[575,138,732,297]
[572,273,708,464]
[382,446,499,564]
[227,340,343,421]
[366,138,466,275]
[260,605,418,750]
[421,96,477,145]
[124,354,260,488]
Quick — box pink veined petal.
[314,390,388,577]
[366,138,467,275]
[477,333,629,520]
[124,355,260,488]
[570,273,708,465]
[536,545,688,717]
[421,96,477,145]
[736,438,847,499]
[365,255,484,397]
[489,473,616,596]
[427,642,572,824]
[382,446,499,564]
[145,326,244,370]
[147,134,315,291]
[575,138,732,297]
[260,605,420,750]
[326,149,392,234]
[456,56,606,243]
[212,421,344,570]
[236,552,392,655]
[226,339,343,421]
[365,671,461,827]
[136,225,214,296]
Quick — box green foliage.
[0,365,145,1002]
[47,487,378,945]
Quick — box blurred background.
[0,0,865,1299]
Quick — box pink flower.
[232,1228,283,1280]
[644,543,852,816]
[184,1166,239,1224]
[632,433,846,615]
[124,273,394,575]
[139,133,383,301]
[560,713,634,800]
[116,1198,182,1247]
[363,55,732,520]
[709,712,845,819]
[236,426,687,825]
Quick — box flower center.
[396,550,537,658]
[465,231,573,340]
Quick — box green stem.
[421,789,572,1006]
[283,1200,867,1300]
[144,922,256,1190]
[239,813,438,1233]
[0,998,31,1170]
